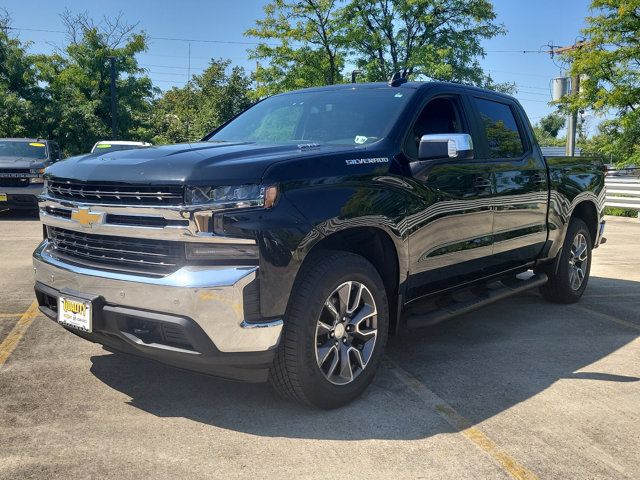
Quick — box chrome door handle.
[531,174,545,185]
[474,177,492,189]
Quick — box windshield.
[208,88,413,146]
[0,141,48,160]
[92,144,148,153]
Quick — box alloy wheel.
[314,281,378,385]
[568,232,589,291]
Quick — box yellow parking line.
[570,305,640,332]
[384,358,539,480]
[0,300,40,368]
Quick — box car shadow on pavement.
[89,275,639,441]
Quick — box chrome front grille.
[46,227,184,276]
[47,180,184,205]
[0,169,31,187]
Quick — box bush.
[604,207,639,218]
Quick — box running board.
[405,272,548,329]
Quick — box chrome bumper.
[0,183,44,196]
[32,241,282,353]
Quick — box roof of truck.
[0,138,52,143]
[277,81,517,102]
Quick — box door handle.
[474,177,492,190]
[531,174,545,185]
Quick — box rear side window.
[474,98,525,158]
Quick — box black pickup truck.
[33,81,606,408]
[0,138,62,210]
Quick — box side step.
[405,272,548,329]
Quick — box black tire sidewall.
[287,252,389,408]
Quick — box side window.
[474,98,525,159]
[407,97,466,158]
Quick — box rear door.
[470,95,549,272]
[404,91,497,299]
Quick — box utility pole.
[108,57,118,140]
[548,41,587,157]
[186,43,191,141]
[566,73,580,157]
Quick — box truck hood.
[0,157,47,170]
[46,141,356,185]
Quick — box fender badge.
[345,157,389,166]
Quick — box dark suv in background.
[0,138,62,210]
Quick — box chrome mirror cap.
[418,133,474,160]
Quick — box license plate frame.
[58,295,92,332]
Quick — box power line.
[485,49,546,53]
[6,26,288,47]
[9,26,550,53]
[486,68,550,78]
[516,97,551,104]
[514,84,549,91]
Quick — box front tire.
[269,251,389,409]
[539,218,592,303]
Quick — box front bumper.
[0,183,42,209]
[33,242,282,382]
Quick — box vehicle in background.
[0,138,62,210]
[33,80,606,408]
[91,141,152,154]
[606,165,639,177]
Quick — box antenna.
[389,71,409,87]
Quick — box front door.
[404,94,497,300]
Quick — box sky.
[3,0,595,131]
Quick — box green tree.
[151,58,253,143]
[539,112,566,138]
[533,112,566,146]
[341,0,505,84]
[38,11,154,154]
[562,0,640,166]
[0,9,47,137]
[246,0,345,98]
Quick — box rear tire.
[269,251,389,409]
[539,218,592,303]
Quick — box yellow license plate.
[0,194,7,202]
[58,296,92,332]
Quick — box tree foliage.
[539,113,566,138]
[532,112,566,146]
[246,0,344,98]
[0,9,46,137]
[151,59,252,143]
[342,0,504,84]
[247,0,506,94]
[563,0,640,166]
[35,10,154,155]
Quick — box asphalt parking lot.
[0,211,638,480]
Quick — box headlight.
[185,184,278,209]
[29,168,46,184]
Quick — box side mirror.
[418,133,474,161]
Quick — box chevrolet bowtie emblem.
[71,207,104,227]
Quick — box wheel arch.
[297,226,403,335]
[570,200,599,244]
